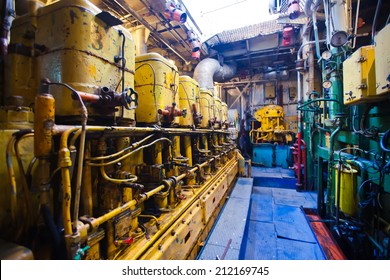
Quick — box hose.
[87,137,173,167]
[380,129,390,153]
[86,134,155,161]
[380,129,390,171]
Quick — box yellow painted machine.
[250,104,293,143]
[178,75,202,128]
[0,0,238,260]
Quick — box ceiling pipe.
[139,0,192,51]
[111,0,191,64]
[1,0,15,57]
[304,0,325,21]
[193,58,237,91]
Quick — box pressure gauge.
[330,31,348,47]
[322,80,333,89]
[321,50,332,60]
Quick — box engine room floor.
[198,167,326,260]
[197,177,253,260]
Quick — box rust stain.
[69,9,79,24]
[91,24,103,50]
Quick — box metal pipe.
[100,165,138,184]
[304,0,325,20]
[297,71,302,133]
[297,39,327,60]
[352,0,361,48]
[297,98,341,111]
[87,138,173,166]
[297,132,302,191]
[132,156,237,260]
[86,134,155,161]
[371,0,383,44]
[139,0,192,51]
[193,58,237,91]
[336,162,342,228]
[83,141,93,216]
[86,184,165,231]
[0,0,15,57]
[111,0,191,64]
[312,12,321,59]
[301,139,307,191]
[176,0,203,35]
[59,128,80,236]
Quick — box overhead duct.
[193,58,237,91]
[304,0,325,21]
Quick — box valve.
[122,87,138,110]
[74,245,90,260]
[114,237,134,246]
[158,103,187,124]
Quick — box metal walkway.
[197,177,253,260]
[198,167,326,260]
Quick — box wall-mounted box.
[289,87,297,99]
[375,24,390,96]
[343,45,376,105]
[265,82,276,99]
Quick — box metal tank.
[213,96,222,129]
[178,76,201,127]
[199,89,214,128]
[135,52,179,125]
[35,0,136,124]
[335,165,358,217]
[221,102,228,129]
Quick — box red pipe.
[76,91,100,103]
[296,132,302,191]
[300,138,307,191]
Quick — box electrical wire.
[358,178,380,208]
[380,129,390,153]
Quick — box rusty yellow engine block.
[250,104,292,143]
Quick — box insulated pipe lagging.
[304,0,325,20]
[193,58,237,91]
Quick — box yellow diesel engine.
[0,0,238,260]
[250,104,292,143]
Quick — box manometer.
[322,80,333,89]
[330,31,348,47]
[321,50,332,60]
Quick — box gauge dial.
[322,80,333,89]
[330,31,348,47]
[321,50,332,60]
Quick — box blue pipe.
[312,12,321,59]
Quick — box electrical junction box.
[265,82,276,99]
[288,87,297,99]
[343,45,377,105]
[375,24,390,96]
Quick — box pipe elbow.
[193,58,236,90]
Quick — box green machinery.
[299,22,390,259]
